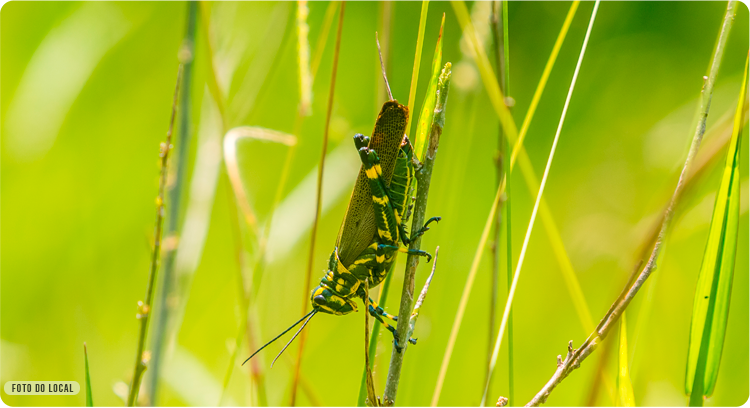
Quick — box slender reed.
[290,3,346,405]
[487,0,513,402]
[482,3,600,405]
[148,3,197,402]
[525,2,737,405]
[126,63,183,407]
[432,3,579,404]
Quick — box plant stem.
[147,3,197,403]
[290,3,345,405]
[358,261,396,406]
[525,2,737,405]
[382,64,451,406]
[488,0,513,403]
[501,2,514,406]
[126,63,183,407]
[487,1,503,397]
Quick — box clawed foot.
[393,334,418,353]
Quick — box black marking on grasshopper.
[243,100,441,366]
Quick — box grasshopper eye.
[314,295,326,305]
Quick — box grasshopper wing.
[336,100,408,267]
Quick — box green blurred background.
[1,1,748,406]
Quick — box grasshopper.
[242,98,440,367]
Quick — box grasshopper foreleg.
[377,244,432,262]
[353,133,370,150]
[364,296,417,352]
[403,216,442,244]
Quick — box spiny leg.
[378,244,433,262]
[368,297,398,322]
[404,216,442,244]
[366,302,417,352]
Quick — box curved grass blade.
[224,127,297,236]
[616,315,635,407]
[219,126,297,406]
[84,343,93,407]
[686,53,747,405]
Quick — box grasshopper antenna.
[242,309,317,366]
[375,32,393,101]
[271,309,318,367]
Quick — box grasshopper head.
[310,247,358,315]
[311,286,357,315]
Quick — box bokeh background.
[1,1,748,406]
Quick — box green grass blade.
[406,1,430,135]
[414,13,445,160]
[432,4,580,405]
[500,2,514,405]
[84,343,93,407]
[686,53,747,403]
[616,315,635,407]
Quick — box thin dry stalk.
[290,3,346,405]
[525,1,737,405]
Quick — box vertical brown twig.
[525,2,738,405]
[290,3,346,405]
